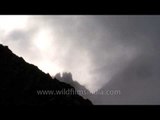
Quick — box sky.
[0,15,160,98]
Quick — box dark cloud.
[87,16,160,104]
[92,52,160,104]
[7,30,30,41]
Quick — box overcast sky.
[0,15,160,100]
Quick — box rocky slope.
[0,44,92,106]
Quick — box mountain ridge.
[0,44,92,106]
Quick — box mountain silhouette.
[55,72,92,99]
[0,44,92,106]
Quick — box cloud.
[89,16,160,104]
[1,15,160,97]
[0,17,43,66]
[92,52,160,104]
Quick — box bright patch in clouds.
[33,29,53,51]
[36,59,64,76]
[31,27,64,75]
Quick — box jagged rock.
[55,72,92,99]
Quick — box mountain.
[55,72,92,99]
[0,44,92,106]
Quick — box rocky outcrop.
[55,72,92,99]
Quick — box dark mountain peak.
[55,72,92,100]
[0,44,92,106]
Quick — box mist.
[0,15,160,96]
